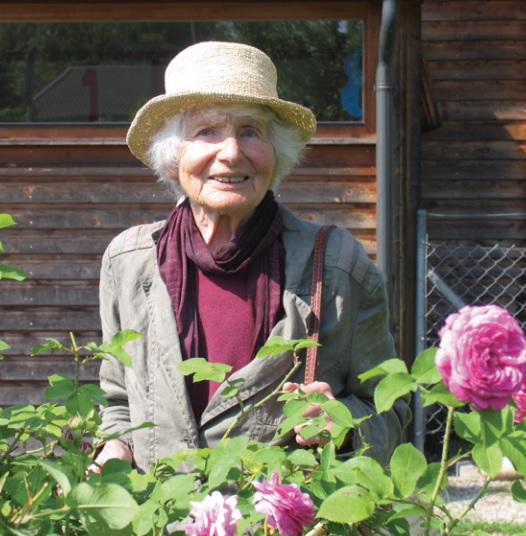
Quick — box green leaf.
[0,213,16,230]
[299,415,325,440]
[334,457,393,498]
[389,502,428,521]
[132,500,161,536]
[374,373,417,414]
[321,399,355,428]
[420,381,466,408]
[0,264,26,281]
[274,414,305,439]
[221,385,239,398]
[512,480,526,502]
[479,407,513,444]
[206,437,248,482]
[286,448,318,468]
[255,336,293,358]
[66,391,97,418]
[111,329,143,347]
[500,433,526,477]
[158,474,196,504]
[40,459,75,496]
[454,410,481,444]
[32,338,66,356]
[178,358,232,383]
[0,341,8,359]
[283,398,310,418]
[410,347,441,385]
[250,445,287,475]
[45,374,75,400]
[472,442,503,478]
[79,384,108,407]
[358,358,408,383]
[97,343,132,368]
[100,459,134,477]
[292,339,321,351]
[67,482,138,534]
[318,485,376,523]
[417,462,445,497]
[95,330,142,367]
[390,443,428,498]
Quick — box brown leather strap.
[304,225,336,384]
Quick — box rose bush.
[1,218,526,536]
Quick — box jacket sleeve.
[324,233,411,467]
[98,246,134,449]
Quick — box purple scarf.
[157,191,285,365]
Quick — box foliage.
[0,323,525,535]
[1,223,526,536]
[0,214,27,361]
[0,214,26,282]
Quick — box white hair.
[147,102,308,200]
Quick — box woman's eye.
[241,127,259,138]
[196,128,213,137]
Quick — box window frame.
[0,1,379,142]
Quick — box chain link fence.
[414,210,526,458]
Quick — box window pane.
[0,21,363,124]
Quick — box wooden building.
[0,0,524,409]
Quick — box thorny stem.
[446,475,492,533]
[12,477,49,526]
[69,332,81,390]
[220,359,303,442]
[26,439,59,456]
[0,429,26,466]
[425,405,455,536]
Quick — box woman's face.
[177,106,276,222]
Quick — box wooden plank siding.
[0,0,426,407]
[0,133,376,405]
[420,0,526,246]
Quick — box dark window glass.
[0,21,363,124]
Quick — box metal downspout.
[376,0,399,309]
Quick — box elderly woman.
[95,41,410,473]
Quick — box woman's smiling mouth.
[212,176,248,184]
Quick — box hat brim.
[126,92,317,168]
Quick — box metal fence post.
[413,209,428,451]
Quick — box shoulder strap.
[304,225,336,384]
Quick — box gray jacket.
[99,205,410,472]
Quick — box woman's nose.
[217,135,242,163]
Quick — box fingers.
[282,381,335,399]
[282,382,300,392]
[283,381,336,447]
[89,439,133,474]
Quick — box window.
[0,20,363,124]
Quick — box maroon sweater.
[192,268,255,421]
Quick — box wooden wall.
[0,0,426,407]
[420,0,526,246]
[0,127,376,406]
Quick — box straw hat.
[126,41,317,168]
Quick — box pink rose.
[186,491,241,536]
[435,305,526,410]
[513,382,526,423]
[253,472,315,536]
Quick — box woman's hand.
[282,381,336,447]
[89,438,133,474]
